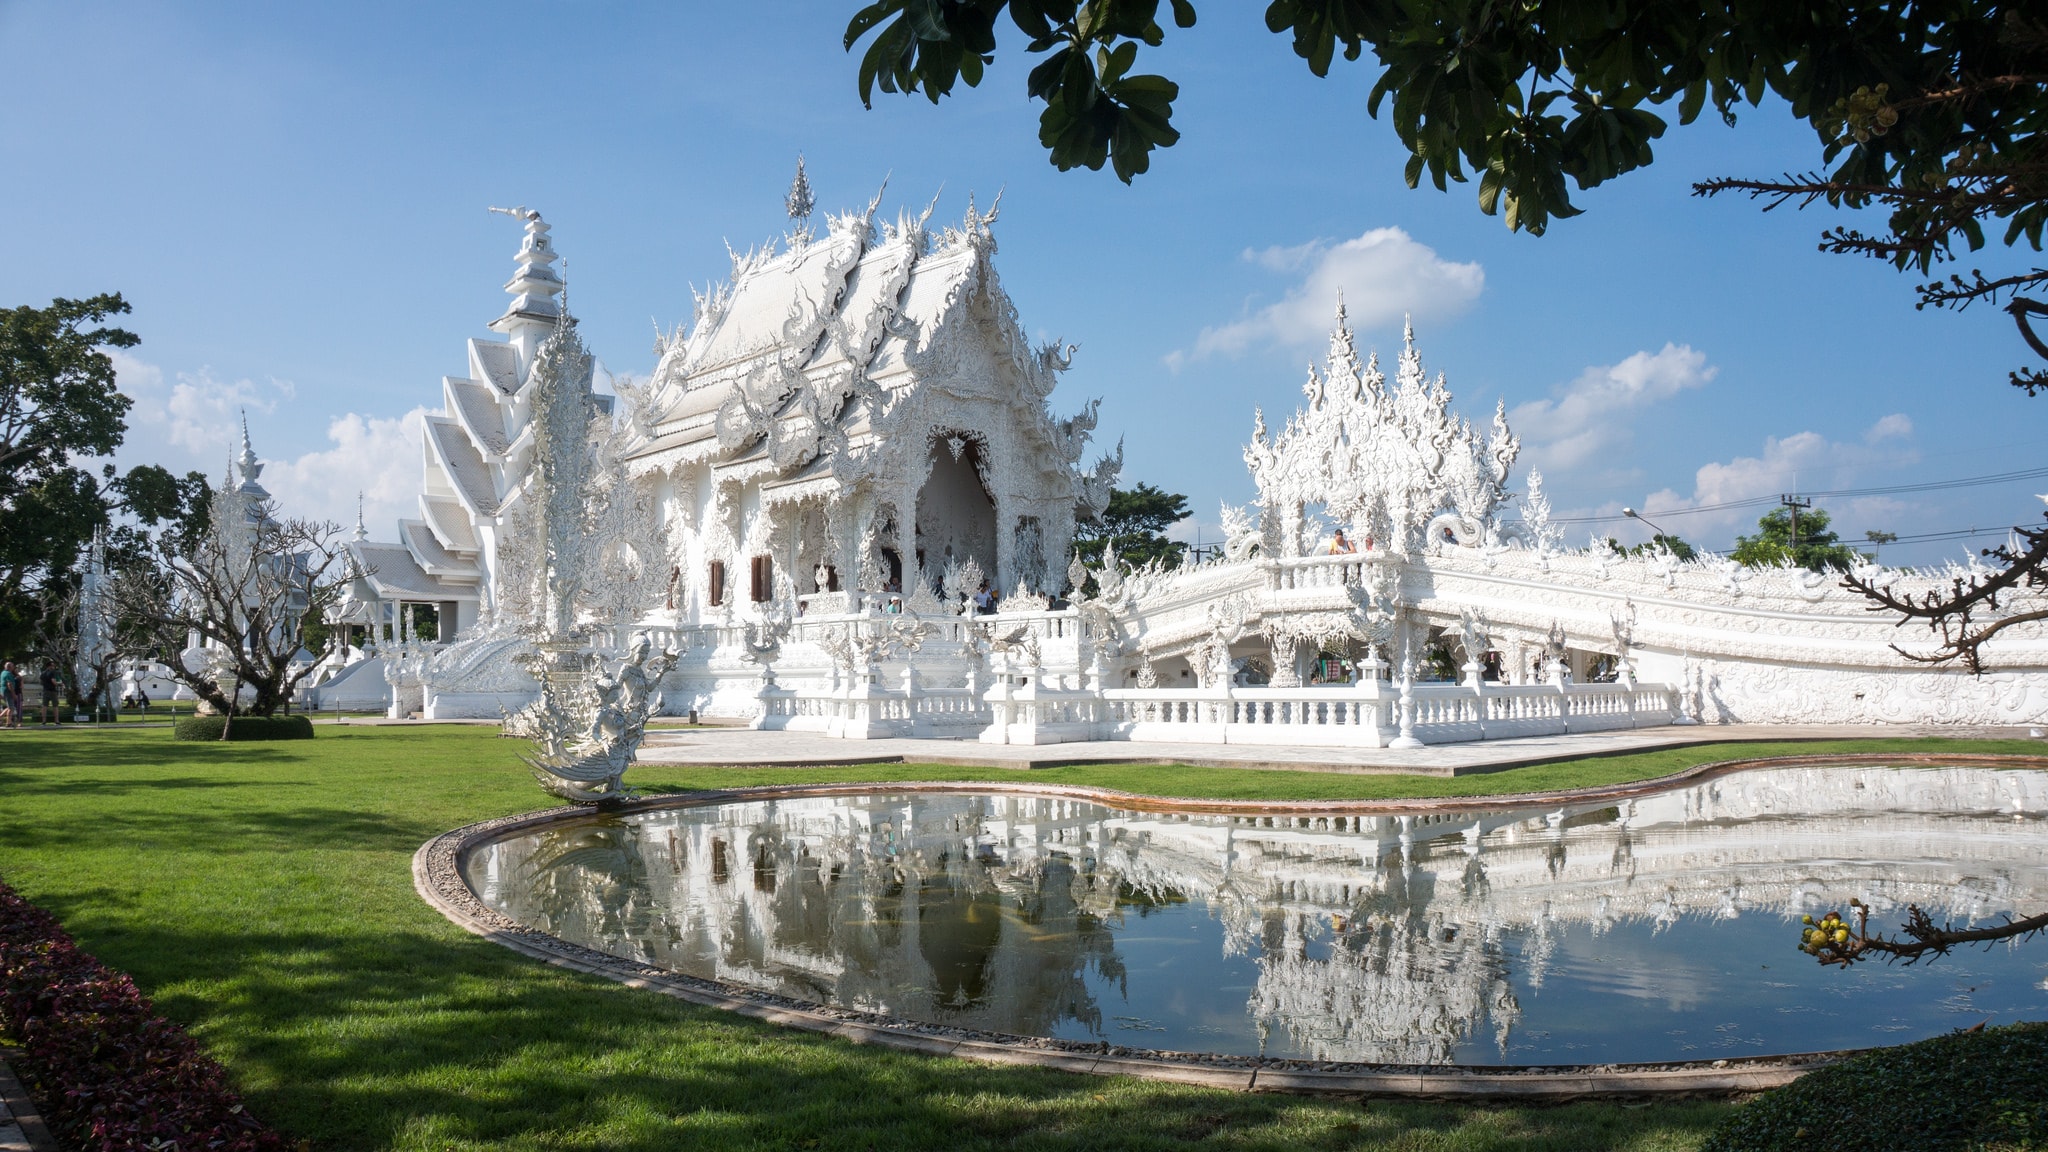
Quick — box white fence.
[758,674,1679,747]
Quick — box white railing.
[757,680,994,740]
[1106,684,1392,746]
[1269,553,1390,591]
[758,673,1678,748]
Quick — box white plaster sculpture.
[522,632,678,803]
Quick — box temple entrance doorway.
[915,435,998,590]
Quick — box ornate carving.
[522,633,678,803]
[1246,308,1518,556]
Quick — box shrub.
[0,879,288,1151]
[171,714,315,741]
[1703,1021,2048,1152]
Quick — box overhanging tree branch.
[1844,518,2048,673]
[1801,899,2048,967]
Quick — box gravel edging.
[412,752,2048,1099]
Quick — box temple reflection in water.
[466,766,2048,1064]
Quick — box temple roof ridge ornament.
[1246,303,1517,556]
[785,156,816,221]
[486,205,562,337]
[785,156,817,249]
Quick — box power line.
[1551,464,2048,525]
[1882,525,2027,545]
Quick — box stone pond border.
[412,752,2048,1098]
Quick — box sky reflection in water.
[465,765,2048,1064]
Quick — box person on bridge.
[1329,529,1357,555]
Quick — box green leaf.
[844,1,902,51]
[1103,40,1137,83]
[1076,0,1105,41]
[1027,47,1072,99]
[1678,79,1705,126]
[1477,165,1503,215]
[905,0,952,41]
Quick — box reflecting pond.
[464,765,2048,1064]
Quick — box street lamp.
[1622,507,1670,541]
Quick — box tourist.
[0,662,19,729]
[1329,529,1357,555]
[973,581,995,614]
[138,688,152,711]
[39,659,60,726]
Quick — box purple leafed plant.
[0,880,288,1151]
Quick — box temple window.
[708,560,726,606]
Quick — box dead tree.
[28,582,133,713]
[119,477,364,717]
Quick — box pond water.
[464,765,2048,1065]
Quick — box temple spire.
[236,410,267,497]
[486,206,563,369]
[353,491,368,541]
[785,156,816,222]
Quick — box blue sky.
[6,0,2044,565]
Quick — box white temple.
[302,173,2048,735]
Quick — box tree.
[118,475,362,718]
[843,4,2045,368]
[1610,533,1697,562]
[1,294,135,481]
[0,294,139,653]
[1731,505,1864,571]
[1072,481,1190,569]
[0,465,111,651]
[28,563,141,716]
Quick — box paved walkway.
[0,1046,54,1152]
[635,723,2042,777]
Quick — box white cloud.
[262,409,430,531]
[113,349,295,465]
[1510,344,1716,475]
[1170,228,1483,367]
[109,351,426,535]
[1630,415,1923,548]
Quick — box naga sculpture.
[524,632,678,804]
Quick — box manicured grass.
[0,727,2033,1151]
[1700,1022,2048,1152]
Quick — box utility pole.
[1779,493,1812,561]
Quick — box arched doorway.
[915,435,998,588]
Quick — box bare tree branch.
[1801,899,2048,967]
[1845,518,2048,673]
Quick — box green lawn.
[0,727,2035,1152]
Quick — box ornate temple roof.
[624,181,1112,518]
[346,541,466,602]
